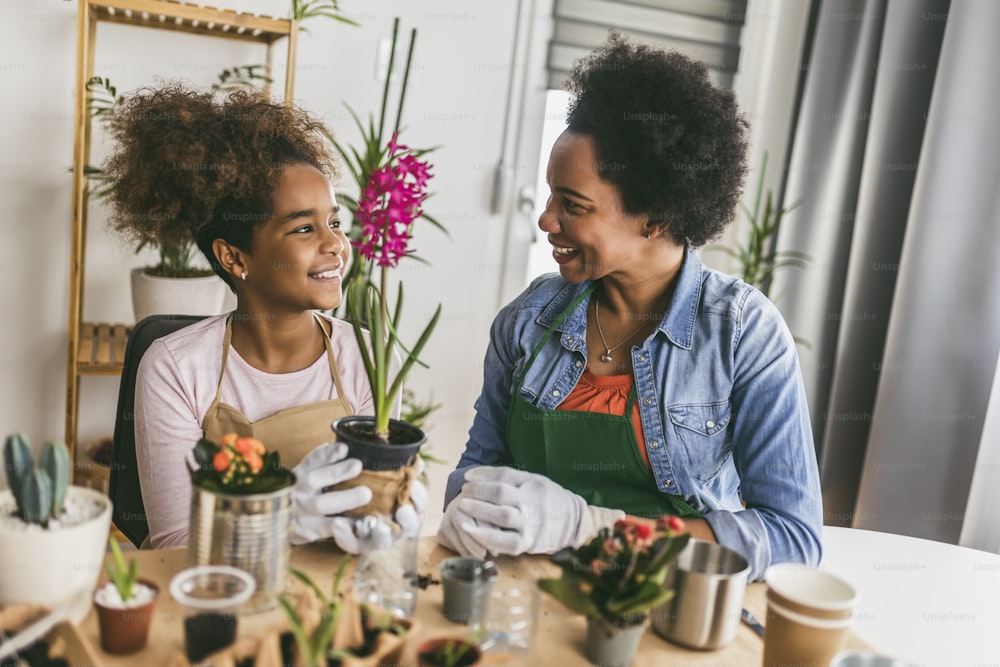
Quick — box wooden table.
[75,537,870,666]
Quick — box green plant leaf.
[538,576,603,618]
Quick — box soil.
[338,420,421,445]
[183,612,237,663]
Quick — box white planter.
[0,486,112,622]
[130,267,228,322]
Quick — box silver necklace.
[594,297,648,363]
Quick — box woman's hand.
[437,466,623,557]
[289,443,370,545]
[329,477,428,553]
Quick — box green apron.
[506,284,703,520]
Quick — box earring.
[241,271,247,281]
[644,232,651,239]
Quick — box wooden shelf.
[66,0,299,464]
[86,0,294,44]
[76,322,131,375]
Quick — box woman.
[105,85,422,549]
[438,36,822,580]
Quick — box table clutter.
[0,536,878,666]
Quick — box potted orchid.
[187,433,296,612]
[538,516,690,667]
[327,19,441,516]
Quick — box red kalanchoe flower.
[668,516,685,533]
[633,522,653,544]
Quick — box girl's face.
[242,163,349,314]
[538,131,648,283]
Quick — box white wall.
[0,0,530,534]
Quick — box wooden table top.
[73,537,870,665]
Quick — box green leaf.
[538,576,603,618]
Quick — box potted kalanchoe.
[0,433,111,622]
[93,536,158,654]
[327,18,442,517]
[187,433,296,612]
[538,516,690,667]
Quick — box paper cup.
[762,564,857,667]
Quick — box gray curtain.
[770,0,1000,542]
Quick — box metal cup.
[650,539,750,650]
[187,483,293,613]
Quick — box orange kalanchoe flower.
[191,433,292,494]
[213,449,233,472]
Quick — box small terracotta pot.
[94,580,159,654]
[415,637,482,667]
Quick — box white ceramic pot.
[0,486,112,622]
[130,267,227,322]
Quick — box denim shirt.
[446,248,822,580]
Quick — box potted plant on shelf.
[277,560,415,667]
[0,433,112,623]
[538,516,690,667]
[187,433,296,613]
[326,18,442,517]
[86,75,237,322]
[93,536,158,654]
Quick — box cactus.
[2,433,71,526]
[3,433,33,509]
[39,441,70,515]
[20,469,53,524]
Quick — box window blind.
[547,0,748,89]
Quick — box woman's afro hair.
[565,33,749,247]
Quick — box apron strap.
[209,313,354,417]
[313,312,353,416]
[516,283,598,387]
[207,314,236,413]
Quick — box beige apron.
[203,312,416,519]
[201,313,353,469]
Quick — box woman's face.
[242,163,349,314]
[538,130,648,282]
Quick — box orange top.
[557,368,650,467]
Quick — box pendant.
[601,350,613,363]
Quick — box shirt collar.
[660,247,703,350]
[535,246,704,351]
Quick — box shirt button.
[649,440,659,448]
[706,420,716,429]
[663,479,673,488]
[552,390,561,397]
[575,360,583,368]
[643,397,653,406]
[565,336,574,343]
[637,354,646,361]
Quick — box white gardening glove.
[437,493,493,559]
[445,466,625,556]
[290,443,371,545]
[329,476,428,554]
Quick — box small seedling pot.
[93,579,159,654]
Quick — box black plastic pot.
[331,416,426,471]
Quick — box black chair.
[110,314,206,546]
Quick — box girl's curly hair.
[565,33,748,247]
[103,83,338,288]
